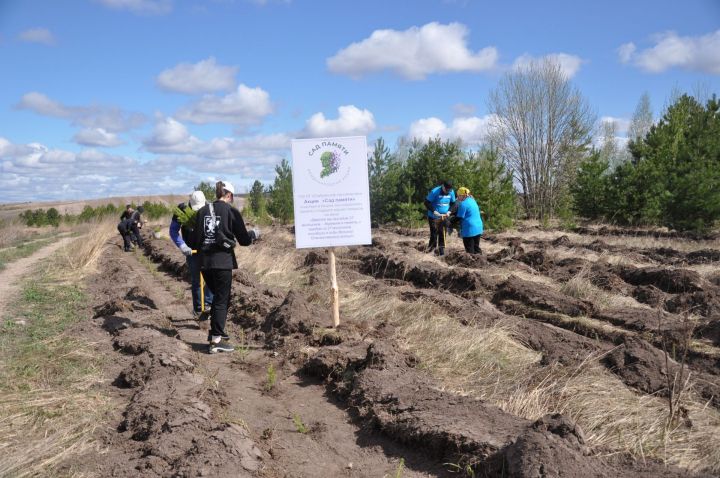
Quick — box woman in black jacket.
[191,181,257,353]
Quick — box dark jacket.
[190,200,252,270]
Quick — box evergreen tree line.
[20,201,172,227]
[245,138,517,231]
[572,94,720,233]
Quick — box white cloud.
[143,117,291,159]
[512,53,584,78]
[327,22,498,80]
[303,105,376,137]
[17,92,146,132]
[619,30,720,74]
[176,84,273,125]
[0,135,285,202]
[18,28,56,46]
[617,42,636,63]
[93,0,172,15]
[73,128,124,147]
[156,57,238,94]
[408,115,495,145]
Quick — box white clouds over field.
[408,115,495,145]
[156,57,238,94]
[17,92,146,134]
[176,84,273,125]
[327,22,499,80]
[619,30,720,74]
[303,105,376,137]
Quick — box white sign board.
[291,136,371,249]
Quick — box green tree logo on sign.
[320,150,341,178]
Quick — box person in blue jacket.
[423,180,455,256]
[453,186,484,254]
[170,190,213,320]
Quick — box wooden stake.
[329,249,340,327]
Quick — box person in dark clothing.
[170,190,213,320]
[190,181,259,354]
[128,206,144,247]
[423,180,455,256]
[120,204,133,221]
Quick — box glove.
[180,243,193,256]
[249,228,261,242]
[433,210,441,217]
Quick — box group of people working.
[117,205,145,252]
[424,180,484,256]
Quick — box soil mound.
[493,275,593,317]
[444,250,488,268]
[618,266,707,293]
[603,336,679,396]
[261,290,323,346]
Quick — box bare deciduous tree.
[488,59,595,220]
[627,92,653,143]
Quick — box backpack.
[201,202,236,252]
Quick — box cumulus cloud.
[176,84,273,125]
[327,22,498,80]
[93,0,173,15]
[143,117,291,160]
[17,92,146,132]
[408,115,495,145]
[73,128,124,147]
[156,57,238,94]
[18,28,56,45]
[302,105,376,137]
[619,30,720,74]
[0,134,286,202]
[512,53,584,78]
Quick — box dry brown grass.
[0,222,112,477]
[242,228,720,472]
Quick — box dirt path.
[0,236,76,319]
[79,241,445,477]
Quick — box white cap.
[221,181,235,195]
[189,190,206,211]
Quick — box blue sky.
[1,0,719,202]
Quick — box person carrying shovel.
[170,190,214,321]
[424,180,455,256]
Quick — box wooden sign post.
[291,136,372,329]
[329,249,340,327]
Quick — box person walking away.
[128,206,144,247]
[170,190,214,320]
[191,181,259,354]
[423,180,455,256]
[453,187,483,254]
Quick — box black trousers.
[427,218,446,250]
[121,232,133,251]
[202,269,233,340]
[462,235,482,254]
[129,224,143,246]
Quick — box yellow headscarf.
[457,186,470,196]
